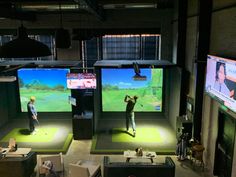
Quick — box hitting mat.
[91,126,177,154]
[0,127,73,154]
[112,127,165,143]
[0,128,58,142]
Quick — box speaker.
[55,28,71,48]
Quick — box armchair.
[38,152,64,176]
[68,160,101,177]
[190,144,205,170]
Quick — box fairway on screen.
[101,68,163,112]
[18,68,71,112]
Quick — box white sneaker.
[31,131,36,135]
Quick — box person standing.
[27,96,38,134]
[124,95,138,137]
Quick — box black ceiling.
[0,0,174,21]
[0,0,174,72]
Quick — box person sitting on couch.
[41,160,59,177]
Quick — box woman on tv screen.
[214,62,230,96]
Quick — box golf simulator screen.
[18,68,71,112]
[101,68,163,112]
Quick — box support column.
[193,0,212,141]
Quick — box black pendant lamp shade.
[55,2,71,49]
[0,25,51,58]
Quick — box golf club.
[138,103,143,107]
[35,119,47,135]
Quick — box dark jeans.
[29,119,35,132]
[126,112,136,131]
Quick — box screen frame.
[99,67,165,114]
[205,54,236,113]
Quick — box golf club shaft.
[138,103,143,107]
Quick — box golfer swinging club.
[27,96,38,135]
[124,95,138,137]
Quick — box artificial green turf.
[90,133,175,155]
[33,133,73,154]
[0,128,58,142]
[112,127,165,143]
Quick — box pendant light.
[0,24,51,58]
[55,3,71,49]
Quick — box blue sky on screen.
[102,68,152,89]
[18,68,69,87]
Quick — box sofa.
[103,156,175,177]
[0,151,37,177]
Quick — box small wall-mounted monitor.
[67,73,96,89]
[186,96,194,114]
[205,55,236,112]
[68,96,76,106]
[187,102,192,113]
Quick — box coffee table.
[1,148,32,157]
[124,150,157,163]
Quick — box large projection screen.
[101,68,163,112]
[18,68,71,112]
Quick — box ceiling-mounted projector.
[132,62,147,81]
[0,76,17,82]
[133,74,147,81]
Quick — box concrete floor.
[1,118,214,177]
[37,140,215,177]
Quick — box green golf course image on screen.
[18,68,71,112]
[101,68,163,112]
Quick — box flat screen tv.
[101,68,163,112]
[205,55,236,112]
[66,73,96,89]
[18,68,71,112]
